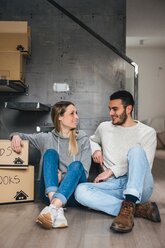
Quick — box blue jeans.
[40,149,87,206]
[75,146,154,216]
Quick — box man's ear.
[126,105,133,115]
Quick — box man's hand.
[92,150,103,165]
[94,169,113,183]
[11,135,24,154]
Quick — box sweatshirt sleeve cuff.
[9,132,20,140]
[110,166,127,178]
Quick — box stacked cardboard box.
[0,140,34,204]
[0,51,25,81]
[0,21,31,83]
[0,21,31,54]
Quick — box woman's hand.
[11,135,23,154]
[94,169,113,183]
[58,169,62,183]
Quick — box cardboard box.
[0,51,25,82]
[0,166,34,204]
[0,140,29,168]
[0,21,31,55]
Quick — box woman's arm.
[80,136,92,178]
[10,131,47,152]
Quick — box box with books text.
[0,166,34,204]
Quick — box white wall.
[126,0,165,129]
[127,47,165,123]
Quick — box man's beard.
[112,110,128,126]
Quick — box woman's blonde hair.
[51,101,78,156]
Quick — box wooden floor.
[0,159,165,248]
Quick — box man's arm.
[89,124,102,154]
[92,150,103,165]
[90,124,114,182]
[142,128,157,169]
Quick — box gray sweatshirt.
[10,129,92,179]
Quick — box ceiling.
[126,0,165,48]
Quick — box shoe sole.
[110,223,134,233]
[36,214,53,229]
[53,223,68,229]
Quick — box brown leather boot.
[135,202,161,222]
[110,201,135,233]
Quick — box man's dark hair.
[110,90,135,108]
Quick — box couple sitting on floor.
[10,90,161,234]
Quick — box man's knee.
[127,146,150,171]
[128,146,146,159]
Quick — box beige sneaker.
[53,207,68,228]
[36,205,68,229]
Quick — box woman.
[11,101,91,229]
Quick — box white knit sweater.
[90,121,157,178]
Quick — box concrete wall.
[0,0,128,138]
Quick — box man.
[75,90,161,233]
